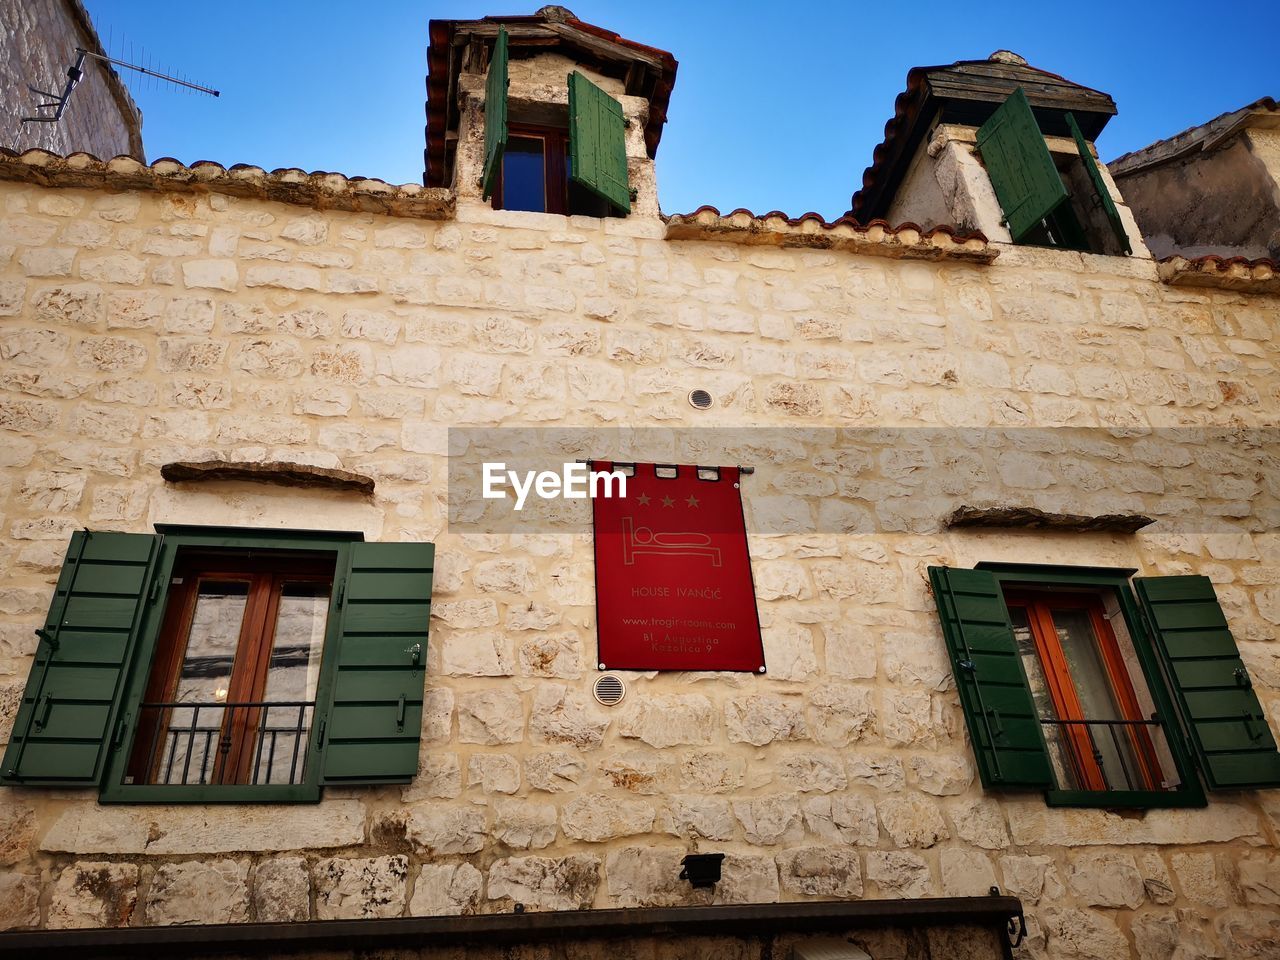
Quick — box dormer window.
[976,87,1130,255]
[481,29,631,217]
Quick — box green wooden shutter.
[321,542,435,784]
[976,87,1068,242]
[481,27,509,200]
[928,566,1054,789]
[1134,576,1280,789]
[568,70,630,214]
[1,531,160,786]
[1066,112,1132,255]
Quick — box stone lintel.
[161,460,375,495]
[946,505,1155,534]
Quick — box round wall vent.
[688,389,713,410]
[593,674,626,706]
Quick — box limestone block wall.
[0,0,144,161]
[0,176,1278,960]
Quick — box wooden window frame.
[1005,589,1163,792]
[975,562,1206,809]
[128,553,334,787]
[492,124,570,215]
[101,529,359,804]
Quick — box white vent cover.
[592,674,626,706]
[791,940,872,960]
[688,389,713,410]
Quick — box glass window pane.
[161,580,249,784]
[1051,607,1142,791]
[502,136,546,212]
[254,582,330,784]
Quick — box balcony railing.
[135,700,315,786]
[1040,717,1175,793]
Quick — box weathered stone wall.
[0,0,144,161]
[883,124,1150,261]
[1112,132,1280,262]
[0,173,1279,960]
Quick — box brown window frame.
[128,551,334,786]
[492,124,570,215]
[1004,588,1164,792]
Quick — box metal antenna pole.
[22,45,219,125]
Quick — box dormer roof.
[850,54,1117,221]
[423,6,678,187]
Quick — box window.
[492,125,615,218]
[976,87,1131,256]
[481,27,631,216]
[1006,587,1175,796]
[1,528,435,803]
[127,552,334,788]
[929,564,1280,807]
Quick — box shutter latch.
[35,693,54,730]
[1233,666,1253,690]
[407,643,422,669]
[113,713,131,749]
[958,659,976,673]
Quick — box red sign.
[591,462,765,672]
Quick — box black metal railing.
[136,700,315,786]
[1040,717,1173,793]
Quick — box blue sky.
[82,1,1276,220]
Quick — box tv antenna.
[23,46,219,125]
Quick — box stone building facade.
[0,0,144,162]
[0,8,1277,960]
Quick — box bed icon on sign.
[621,516,722,567]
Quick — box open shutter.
[481,26,509,200]
[1,531,160,786]
[1066,112,1132,255]
[976,87,1068,242]
[928,566,1054,789]
[1135,575,1280,789]
[568,70,630,214]
[321,542,435,784]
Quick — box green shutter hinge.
[149,575,163,604]
[336,579,346,608]
[396,694,407,731]
[315,717,327,749]
[34,627,58,651]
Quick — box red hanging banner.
[590,462,765,672]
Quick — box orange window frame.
[129,553,333,786]
[1005,589,1163,792]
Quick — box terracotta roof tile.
[665,205,996,263]
[1157,253,1279,294]
[0,148,453,220]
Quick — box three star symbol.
[635,492,699,508]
